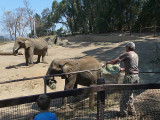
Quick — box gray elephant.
[13,37,48,66]
[45,56,101,108]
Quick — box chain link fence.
[104,89,160,120]
[0,83,160,120]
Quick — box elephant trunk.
[13,49,18,56]
[45,69,57,90]
[13,43,20,56]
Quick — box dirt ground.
[0,33,160,100]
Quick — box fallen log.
[0,51,23,55]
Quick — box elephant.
[45,56,102,108]
[13,37,48,66]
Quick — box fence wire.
[0,89,160,120]
[0,93,97,120]
[104,89,160,120]
[0,88,160,120]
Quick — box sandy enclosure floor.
[0,35,160,100]
[0,41,106,99]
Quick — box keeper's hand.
[102,62,106,68]
[119,67,125,72]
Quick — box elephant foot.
[29,64,34,67]
[89,104,95,110]
[60,104,73,110]
[25,63,29,66]
[42,61,48,64]
[68,104,74,109]
[35,61,40,64]
[60,104,68,110]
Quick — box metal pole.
[139,71,160,73]
[97,90,105,120]
[43,77,47,94]
[97,78,105,120]
[0,70,160,85]
[34,17,36,38]
[0,69,101,84]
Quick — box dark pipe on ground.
[0,52,23,55]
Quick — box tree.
[23,0,34,37]
[41,8,52,29]
[2,11,15,40]
[2,7,31,40]
[30,0,160,36]
[56,27,63,36]
[15,7,29,37]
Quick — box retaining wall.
[61,34,137,43]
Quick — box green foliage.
[56,27,63,36]
[35,0,160,36]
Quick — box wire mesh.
[0,102,38,120]
[0,93,97,120]
[0,87,160,120]
[53,93,97,120]
[104,89,160,120]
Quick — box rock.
[61,39,70,47]
[54,37,62,45]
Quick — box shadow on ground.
[80,39,160,83]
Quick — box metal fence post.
[43,77,47,94]
[97,78,105,120]
[97,90,105,120]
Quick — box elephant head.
[13,37,32,56]
[45,59,78,89]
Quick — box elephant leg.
[64,75,77,90]
[73,83,79,106]
[25,50,29,66]
[89,92,95,109]
[73,82,77,89]
[42,51,47,63]
[36,55,41,63]
[30,55,33,65]
[62,75,77,106]
[42,55,45,63]
[28,48,34,65]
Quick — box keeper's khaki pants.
[120,74,139,115]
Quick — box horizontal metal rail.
[0,85,103,108]
[0,69,160,84]
[0,83,160,108]
[0,68,101,84]
[139,71,160,73]
[103,83,160,90]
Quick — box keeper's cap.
[125,42,135,49]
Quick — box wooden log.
[0,51,23,55]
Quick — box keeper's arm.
[106,58,120,65]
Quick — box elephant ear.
[25,40,32,48]
[63,61,78,73]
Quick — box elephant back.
[76,56,101,86]
[77,56,101,70]
[31,38,48,49]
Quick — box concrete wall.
[61,34,137,43]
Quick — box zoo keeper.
[105,42,139,117]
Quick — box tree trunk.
[9,28,13,41]
[154,23,157,37]
[14,22,17,42]
[140,24,142,34]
